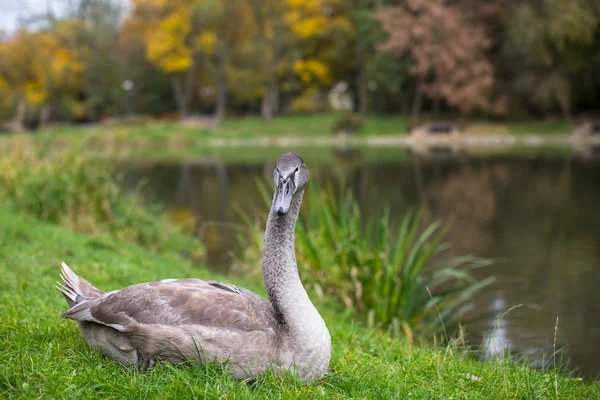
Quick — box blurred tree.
[77,0,126,120]
[200,1,259,123]
[284,0,355,113]
[250,0,294,122]
[0,0,599,124]
[501,0,599,117]
[0,30,37,130]
[41,19,89,123]
[125,0,219,119]
[118,28,177,116]
[349,1,413,115]
[377,0,504,117]
[0,23,87,128]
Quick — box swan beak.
[274,180,294,215]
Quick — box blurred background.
[1,0,600,379]
[0,0,599,127]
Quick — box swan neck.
[262,187,306,321]
[262,185,331,381]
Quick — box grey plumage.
[58,152,331,383]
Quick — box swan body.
[57,153,331,382]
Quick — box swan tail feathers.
[57,262,104,308]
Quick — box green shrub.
[236,182,494,340]
[0,144,204,257]
[290,87,324,114]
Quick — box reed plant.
[0,144,203,257]
[237,182,494,340]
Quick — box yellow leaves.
[289,16,328,38]
[146,9,193,73]
[34,30,86,92]
[196,31,217,54]
[330,15,355,36]
[284,10,301,29]
[285,0,342,38]
[50,48,86,82]
[265,22,274,41]
[24,81,47,106]
[138,3,219,73]
[285,0,325,12]
[161,10,191,35]
[147,39,193,73]
[0,17,88,116]
[131,0,176,7]
[294,59,331,83]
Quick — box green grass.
[0,113,577,162]
[35,114,572,141]
[0,146,203,257]
[41,114,409,139]
[508,119,574,135]
[1,208,599,399]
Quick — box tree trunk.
[433,95,441,115]
[39,105,50,130]
[172,77,188,119]
[357,64,368,116]
[14,98,26,132]
[271,80,280,115]
[557,82,572,120]
[399,93,409,115]
[411,76,424,120]
[172,53,201,120]
[214,46,227,124]
[261,87,273,123]
[253,1,277,123]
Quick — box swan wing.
[61,279,278,335]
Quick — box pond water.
[122,148,600,378]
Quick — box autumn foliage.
[377,0,503,114]
[0,0,598,126]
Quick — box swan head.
[272,153,309,216]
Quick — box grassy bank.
[0,146,203,257]
[0,114,576,162]
[0,144,596,398]
[1,208,599,399]
[37,114,574,139]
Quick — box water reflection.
[123,149,600,378]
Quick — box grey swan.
[57,153,331,383]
